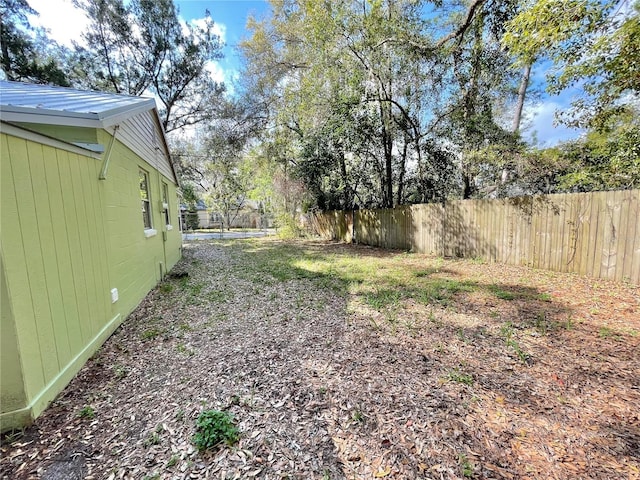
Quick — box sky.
[25,0,582,146]
[26,0,269,86]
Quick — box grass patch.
[364,288,401,310]
[207,289,231,303]
[446,368,474,385]
[176,343,195,356]
[459,453,474,477]
[414,267,439,277]
[351,408,365,424]
[189,282,204,295]
[414,278,476,305]
[143,431,161,447]
[598,326,622,340]
[490,285,516,300]
[77,405,95,419]
[112,364,128,379]
[538,292,552,302]
[501,322,531,364]
[141,328,162,341]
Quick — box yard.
[1,238,639,480]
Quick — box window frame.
[162,181,173,230]
[139,168,156,237]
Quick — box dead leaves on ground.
[1,239,638,479]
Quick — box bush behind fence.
[310,190,640,284]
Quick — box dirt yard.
[1,239,639,480]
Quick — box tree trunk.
[397,139,408,206]
[502,62,532,185]
[379,100,394,208]
[339,148,351,209]
[512,63,531,133]
[463,172,473,200]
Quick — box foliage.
[141,328,161,341]
[446,368,474,385]
[0,0,69,85]
[180,182,202,230]
[499,111,640,194]
[458,453,474,477]
[192,409,239,451]
[503,0,640,130]
[204,140,253,230]
[239,0,531,208]
[236,0,638,205]
[555,117,640,191]
[180,183,199,209]
[77,405,96,419]
[72,0,226,133]
[170,95,270,228]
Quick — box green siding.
[0,255,28,427]
[0,128,181,432]
[14,123,98,145]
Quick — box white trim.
[0,95,155,129]
[144,228,157,238]
[166,224,173,231]
[73,142,105,153]
[0,121,102,159]
[100,99,156,128]
[0,110,102,128]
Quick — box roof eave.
[0,106,102,128]
[99,98,157,128]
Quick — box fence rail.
[310,190,640,284]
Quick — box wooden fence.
[309,189,640,284]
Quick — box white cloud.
[192,17,226,43]
[523,100,584,147]
[26,0,89,47]
[179,16,227,44]
[204,60,225,84]
[176,16,230,86]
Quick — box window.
[162,182,172,230]
[139,169,152,230]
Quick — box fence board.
[620,191,637,282]
[311,189,639,284]
[625,190,640,284]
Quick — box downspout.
[99,125,120,180]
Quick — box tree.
[556,114,640,191]
[72,0,226,133]
[171,96,262,229]
[204,140,253,230]
[240,0,452,209]
[503,0,640,130]
[180,182,201,231]
[0,0,69,85]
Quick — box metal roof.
[0,80,157,128]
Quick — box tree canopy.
[72,0,226,132]
[2,0,638,218]
[0,0,69,85]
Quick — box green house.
[0,81,182,432]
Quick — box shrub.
[185,210,199,231]
[192,409,239,451]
